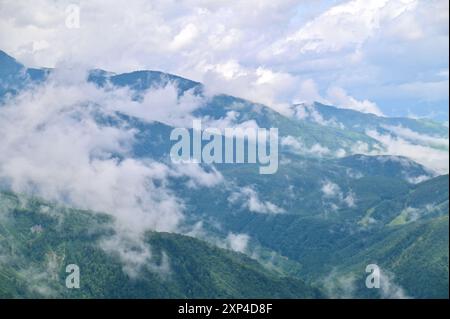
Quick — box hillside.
[0,191,320,298]
[0,49,448,299]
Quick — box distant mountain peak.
[0,50,23,75]
[0,49,15,60]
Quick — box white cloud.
[229,186,284,214]
[281,135,332,157]
[379,268,411,299]
[293,102,345,127]
[321,181,342,198]
[404,174,430,184]
[225,232,250,253]
[326,86,383,116]
[202,61,298,116]
[112,84,204,127]
[0,69,224,273]
[0,0,447,118]
[343,192,356,208]
[296,79,324,103]
[274,0,391,54]
[323,270,357,299]
[0,81,183,235]
[172,164,223,188]
[169,23,199,51]
[324,267,411,299]
[395,204,441,223]
[366,129,449,174]
[321,180,356,209]
[381,125,449,149]
[266,0,428,60]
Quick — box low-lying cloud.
[229,186,284,214]
[0,68,223,275]
[366,129,449,174]
[321,180,357,210]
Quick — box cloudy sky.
[0,0,448,119]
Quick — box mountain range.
[0,50,448,298]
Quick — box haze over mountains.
[0,50,448,298]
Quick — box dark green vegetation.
[180,169,449,298]
[0,50,448,298]
[0,191,321,298]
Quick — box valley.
[0,50,448,299]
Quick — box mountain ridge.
[1,49,447,129]
[0,49,448,298]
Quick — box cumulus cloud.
[394,204,441,223]
[326,86,383,116]
[378,268,411,299]
[202,61,298,116]
[171,164,223,188]
[381,124,449,149]
[269,0,394,56]
[366,129,449,174]
[225,232,250,253]
[0,68,224,274]
[281,135,338,157]
[18,267,58,297]
[321,180,357,209]
[323,270,357,299]
[1,0,446,118]
[111,83,204,127]
[229,186,284,214]
[293,102,345,128]
[1,75,183,231]
[343,192,357,208]
[169,23,199,51]
[321,181,342,198]
[323,267,410,299]
[100,233,171,278]
[404,175,430,184]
